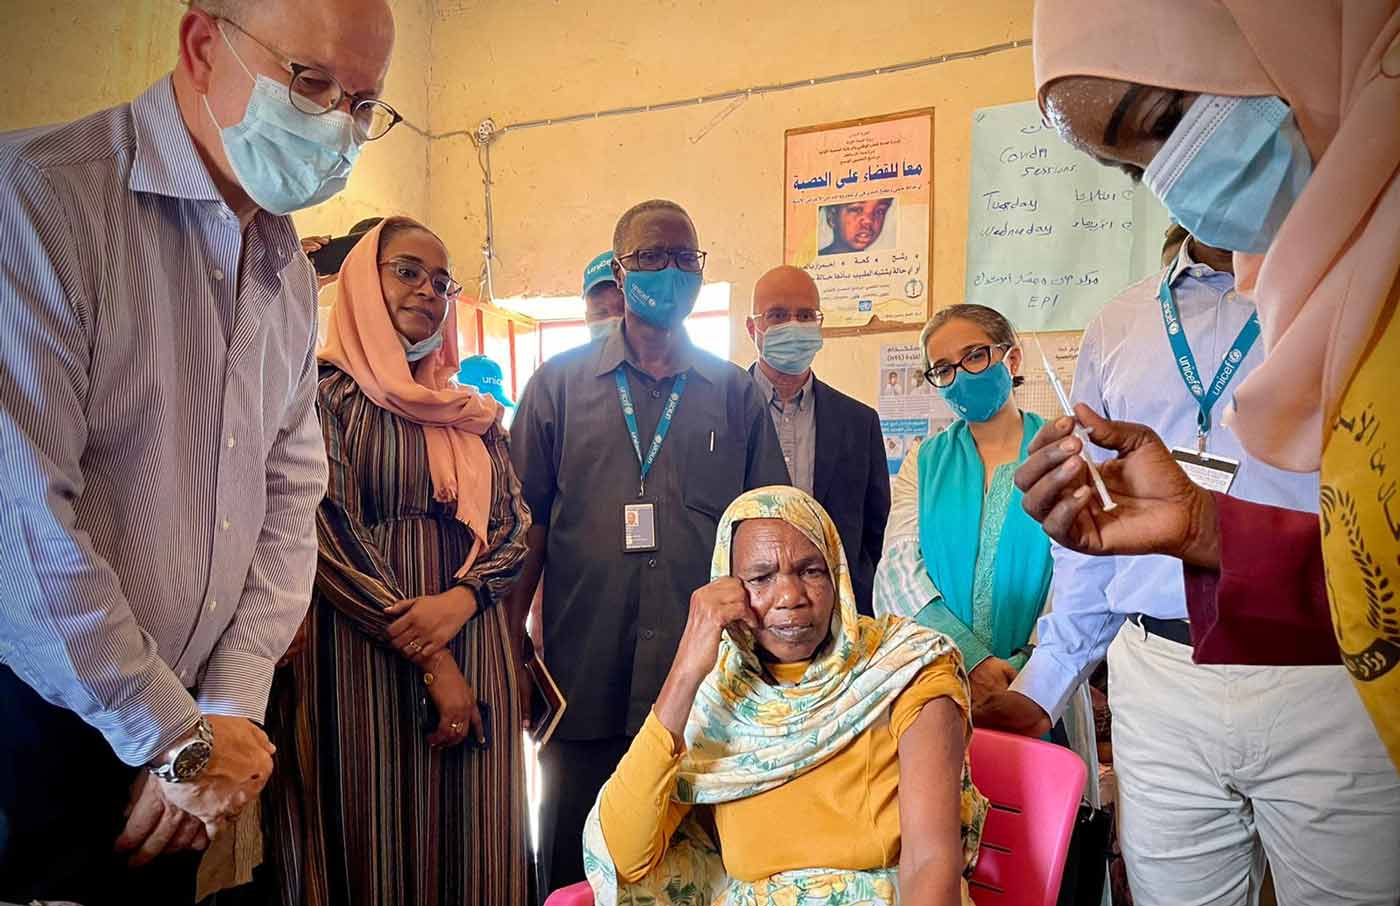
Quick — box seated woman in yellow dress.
[583,486,988,906]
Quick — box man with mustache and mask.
[582,249,626,341]
[0,0,395,902]
[746,265,890,615]
[508,199,789,894]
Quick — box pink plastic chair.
[967,728,1086,906]
[543,727,1086,906]
[543,881,593,906]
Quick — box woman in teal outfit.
[873,304,1052,714]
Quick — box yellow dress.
[599,659,972,898]
[1321,290,1400,767]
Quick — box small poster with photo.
[878,342,953,474]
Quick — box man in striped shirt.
[0,1,396,901]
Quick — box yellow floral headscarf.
[583,486,988,905]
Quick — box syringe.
[1032,335,1117,512]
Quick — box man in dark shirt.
[508,199,789,894]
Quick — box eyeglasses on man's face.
[220,18,403,142]
[923,343,1011,388]
[758,308,824,327]
[617,247,708,273]
[380,257,462,300]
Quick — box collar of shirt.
[1168,238,1245,306]
[1170,237,1227,287]
[127,76,301,263]
[593,320,720,384]
[751,362,814,411]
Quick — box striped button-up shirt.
[0,77,328,766]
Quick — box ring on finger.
[449,720,464,734]
[408,640,423,655]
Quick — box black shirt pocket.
[681,424,745,524]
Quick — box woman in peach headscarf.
[1015,1,1400,744]
[1005,3,1400,902]
[267,217,532,906]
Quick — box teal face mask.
[399,329,443,363]
[1144,94,1312,255]
[205,24,362,215]
[938,362,1012,423]
[758,322,823,375]
[623,267,702,328]
[587,316,622,340]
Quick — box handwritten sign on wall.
[963,101,1172,332]
[785,109,934,333]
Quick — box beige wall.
[427,0,1036,405]
[0,0,434,237]
[2,0,1038,406]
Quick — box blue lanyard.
[1157,267,1260,447]
[615,368,688,496]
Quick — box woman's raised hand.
[652,577,759,746]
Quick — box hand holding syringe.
[1032,335,1117,512]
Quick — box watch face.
[173,739,213,781]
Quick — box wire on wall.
[476,119,500,303]
[448,36,1032,299]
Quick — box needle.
[1032,335,1117,512]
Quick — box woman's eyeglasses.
[380,258,462,300]
[923,343,1011,388]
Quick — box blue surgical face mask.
[1144,94,1312,255]
[204,24,362,215]
[587,316,622,340]
[758,321,824,375]
[938,361,1012,423]
[623,267,703,328]
[399,329,443,363]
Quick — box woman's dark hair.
[918,303,1026,388]
[377,218,441,257]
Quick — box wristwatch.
[148,717,215,783]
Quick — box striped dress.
[264,365,531,906]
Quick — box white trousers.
[1107,623,1400,906]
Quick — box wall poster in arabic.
[964,100,1172,332]
[785,109,933,334]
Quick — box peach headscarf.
[318,217,500,577]
[1034,0,1400,472]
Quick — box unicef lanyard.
[1158,267,1260,451]
[615,368,688,497]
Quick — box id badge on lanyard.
[1169,446,1241,494]
[615,368,687,553]
[1158,266,1258,491]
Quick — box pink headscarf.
[1034,0,1400,471]
[318,217,501,576]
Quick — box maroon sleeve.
[1184,492,1340,666]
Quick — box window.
[501,283,733,384]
